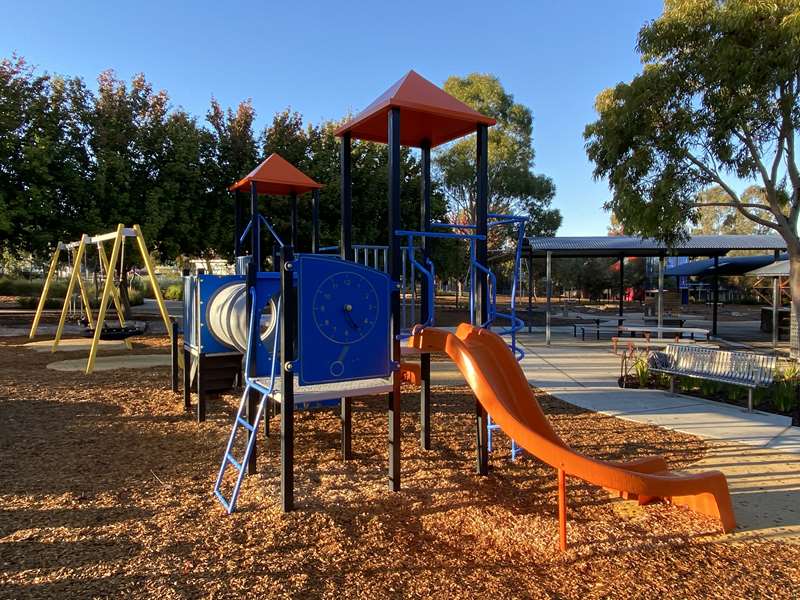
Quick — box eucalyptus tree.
[585,0,800,353]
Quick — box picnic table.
[643,316,686,328]
[570,314,626,340]
[619,325,711,343]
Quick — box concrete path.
[428,329,800,541]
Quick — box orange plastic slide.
[408,324,735,543]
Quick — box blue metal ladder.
[485,214,528,461]
[213,290,281,514]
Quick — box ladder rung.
[236,417,255,432]
[226,453,243,471]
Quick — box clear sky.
[0,0,664,235]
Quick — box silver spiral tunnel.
[205,282,277,353]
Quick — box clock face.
[312,271,379,345]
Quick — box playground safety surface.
[1,335,799,598]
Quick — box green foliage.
[699,378,719,397]
[585,0,800,246]
[774,362,800,412]
[0,59,552,286]
[163,284,183,301]
[633,356,650,387]
[436,74,560,241]
[16,296,61,309]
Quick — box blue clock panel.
[297,255,392,386]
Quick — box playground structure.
[28,224,174,374]
[200,70,736,544]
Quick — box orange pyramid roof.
[229,153,323,195]
[334,70,496,148]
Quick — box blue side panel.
[297,256,392,386]
[197,274,245,355]
[183,275,197,350]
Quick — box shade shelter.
[524,234,787,343]
[665,254,787,278]
[335,69,496,482]
[746,260,791,348]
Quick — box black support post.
[387,108,402,492]
[475,123,489,476]
[290,192,298,250]
[712,255,720,337]
[196,354,206,423]
[246,262,258,474]
[312,189,320,254]
[340,133,353,261]
[339,131,353,426]
[341,397,352,460]
[182,348,191,412]
[234,191,243,258]
[250,181,260,270]
[419,140,432,451]
[280,246,296,511]
[171,319,179,393]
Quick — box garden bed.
[1,335,799,598]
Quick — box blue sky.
[0,0,663,235]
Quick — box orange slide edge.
[407,324,736,535]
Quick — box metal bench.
[648,344,776,412]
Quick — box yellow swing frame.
[29,224,176,374]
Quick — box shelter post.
[546,251,552,346]
[657,255,665,339]
[618,255,624,320]
[712,255,719,337]
[527,253,533,333]
[773,249,780,348]
[387,108,402,491]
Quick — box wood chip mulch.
[1,335,799,599]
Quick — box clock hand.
[343,304,359,330]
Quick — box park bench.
[648,344,776,412]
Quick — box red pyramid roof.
[334,70,496,148]
[229,153,323,195]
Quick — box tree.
[584,0,800,354]
[693,186,772,236]
[435,73,560,246]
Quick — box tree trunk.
[790,252,800,359]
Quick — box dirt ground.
[2,335,800,599]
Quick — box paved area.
[428,328,800,542]
[46,354,170,372]
[22,338,128,352]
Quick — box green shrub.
[699,379,718,397]
[163,284,183,301]
[16,296,61,309]
[633,356,649,387]
[773,363,800,413]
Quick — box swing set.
[29,224,175,374]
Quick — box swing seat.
[81,323,147,341]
